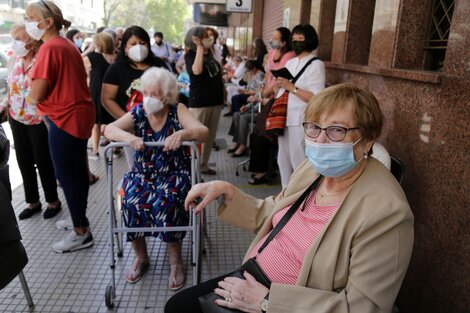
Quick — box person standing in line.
[275,24,325,188]
[0,23,61,220]
[151,32,176,72]
[184,26,224,175]
[65,29,84,52]
[25,0,95,253]
[101,25,167,167]
[83,32,117,160]
[246,27,296,185]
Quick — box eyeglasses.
[302,122,360,142]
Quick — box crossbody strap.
[291,56,319,84]
[256,174,323,255]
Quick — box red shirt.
[31,36,95,139]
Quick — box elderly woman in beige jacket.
[165,84,414,313]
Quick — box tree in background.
[103,0,120,27]
[106,0,190,45]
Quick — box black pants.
[165,273,229,313]
[45,118,89,228]
[249,133,276,173]
[9,118,58,204]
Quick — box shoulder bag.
[198,175,323,313]
[265,57,319,137]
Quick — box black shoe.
[232,150,247,157]
[43,201,62,219]
[248,175,267,185]
[223,112,233,117]
[212,143,220,151]
[18,203,42,220]
[227,147,239,153]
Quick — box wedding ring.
[225,292,232,302]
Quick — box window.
[423,0,455,71]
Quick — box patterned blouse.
[6,56,43,125]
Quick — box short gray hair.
[140,67,179,105]
[184,26,207,51]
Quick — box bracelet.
[292,87,299,95]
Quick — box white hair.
[140,67,179,104]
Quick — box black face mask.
[291,41,306,55]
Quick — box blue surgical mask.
[305,138,363,177]
[74,38,83,49]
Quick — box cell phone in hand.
[270,67,294,80]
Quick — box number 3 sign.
[226,0,253,13]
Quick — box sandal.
[169,263,185,291]
[89,174,99,186]
[126,258,150,284]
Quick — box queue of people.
[1,3,414,307]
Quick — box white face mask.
[143,96,164,115]
[25,21,45,41]
[12,40,29,57]
[127,44,148,63]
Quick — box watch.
[292,87,299,95]
[260,293,269,313]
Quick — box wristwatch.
[292,87,299,95]
[260,293,269,313]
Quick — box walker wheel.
[105,285,114,308]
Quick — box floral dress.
[122,103,191,242]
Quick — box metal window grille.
[423,0,455,71]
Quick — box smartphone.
[270,67,294,80]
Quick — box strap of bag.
[292,56,319,84]
[256,174,323,255]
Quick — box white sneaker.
[52,230,94,253]
[56,219,73,231]
[88,152,100,161]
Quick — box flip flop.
[126,258,150,284]
[169,263,185,291]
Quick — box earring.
[364,153,368,159]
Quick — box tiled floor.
[0,113,281,312]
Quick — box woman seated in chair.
[165,84,414,313]
[104,67,208,289]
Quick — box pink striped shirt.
[247,190,339,285]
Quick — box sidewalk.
[0,114,281,313]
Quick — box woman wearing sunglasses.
[165,84,414,313]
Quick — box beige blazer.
[217,158,414,313]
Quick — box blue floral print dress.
[122,103,191,242]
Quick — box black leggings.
[164,273,230,313]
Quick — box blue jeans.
[45,117,89,228]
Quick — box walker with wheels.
[102,141,203,309]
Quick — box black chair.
[390,156,405,185]
[0,166,34,307]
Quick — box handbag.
[198,175,323,313]
[265,57,319,137]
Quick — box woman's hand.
[275,77,294,91]
[192,35,202,47]
[129,136,144,151]
[214,272,269,313]
[184,181,235,214]
[163,131,183,152]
